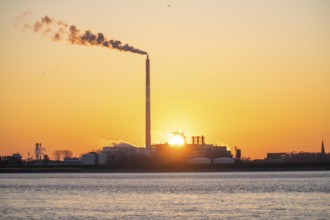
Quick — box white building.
[81,153,97,165]
[98,152,108,165]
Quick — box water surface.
[1,171,329,219]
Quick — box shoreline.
[1,162,330,173]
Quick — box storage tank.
[189,158,211,164]
[213,157,235,164]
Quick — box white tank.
[189,158,211,164]
[213,157,235,164]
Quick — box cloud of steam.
[16,11,147,55]
[172,131,186,138]
[108,140,140,148]
[94,136,140,148]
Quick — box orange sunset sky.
[0,0,329,159]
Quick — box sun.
[168,133,186,146]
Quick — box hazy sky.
[1,0,329,159]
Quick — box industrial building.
[151,136,233,163]
[81,152,98,165]
[0,153,22,166]
[266,140,328,163]
[267,152,289,162]
[81,144,144,165]
[63,157,81,165]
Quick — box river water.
[1,171,329,219]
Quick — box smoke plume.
[94,136,140,148]
[16,12,147,55]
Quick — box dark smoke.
[17,12,147,55]
[33,16,52,33]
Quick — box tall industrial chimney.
[35,143,41,160]
[146,55,151,155]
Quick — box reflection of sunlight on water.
[1,172,329,219]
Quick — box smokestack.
[146,55,151,155]
[201,136,205,145]
[35,143,41,160]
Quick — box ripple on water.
[0,171,329,219]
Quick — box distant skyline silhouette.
[0,0,329,159]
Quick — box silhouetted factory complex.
[1,138,329,168]
[77,135,237,165]
[1,56,329,169]
[151,136,234,164]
